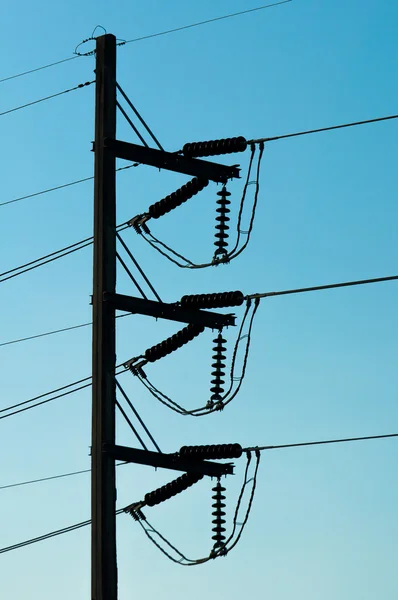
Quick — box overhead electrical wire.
[0,81,94,119]
[0,1,291,86]
[121,1,292,46]
[0,164,138,209]
[0,218,135,284]
[0,312,132,349]
[244,432,398,452]
[0,462,129,491]
[0,511,124,555]
[247,274,398,300]
[249,113,398,145]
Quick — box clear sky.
[1,1,397,598]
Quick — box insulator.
[144,472,203,507]
[144,323,205,363]
[179,443,243,460]
[213,186,231,261]
[183,136,247,158]
[212,480,227,549]
[148,177,209,220]
[210,333,227,406]
[180,290,244,309]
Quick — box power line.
[0,462,128,491]
[0,511,124,555]
[0,2,291,87]
[0,322,92,348]
[122,1,292,45]
[0,56,79,85]
[249,113,398,144]
[0,468,92,490]
[248,274,398,300]
[0,81,94,119]
[0,164,137,208]
[245,432,398,452]
[0,381,92,421]
[0,238,93,284]
[0,312,132,348]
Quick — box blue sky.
[1,1,397,598]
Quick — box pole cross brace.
[104,444,234,477]
[105,293,236,329]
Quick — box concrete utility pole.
[92,33,117,600]
[91,33,240,600]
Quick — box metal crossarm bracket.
[105,293,236,329]
[103,138,241,183]
[105,444,234,477]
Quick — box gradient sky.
[1,1,397,599]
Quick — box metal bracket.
[104,444,234,477]
[105,293,235,329]
[103,138,241,183]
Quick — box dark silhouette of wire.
[0,469,92,490]
[0,382,92,421]
[228,144,256,256]
[0,217,139,285]
[228,143,264,261]
[116,83,164,151]
[0,510,124,555]
[0,364,127,420]
[245,433,398,452]
[0,237,93,283]
[0,322,92,347]
[248,274,398,300]
[249,113,398,144]
[0,313,132,348]
[0,376,91,415]
[0,462,128,491]
[123,1,292,45]
[0,164,137,208]
[0,81,93,119]
[0,56,79,85]
[0,2,291,87]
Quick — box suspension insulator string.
[211,478,227,555]
[213,186,231,264]
[208,332,227,410]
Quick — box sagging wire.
[128,450,260,565]
[126,298,260,416]
[131,143,264,268]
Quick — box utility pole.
[91,33,241,600]
[92,34,117,600]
